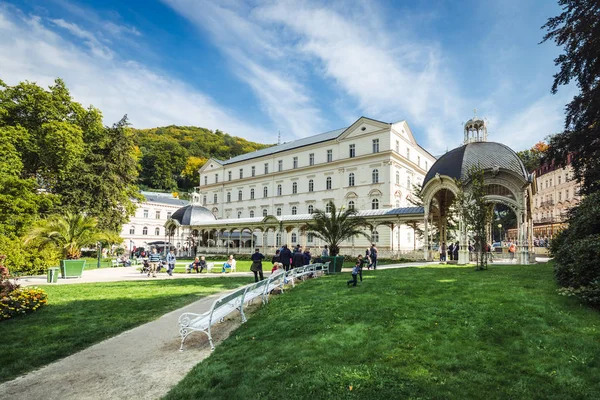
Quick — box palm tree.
[305,201,371,256]
[25,213,108,259]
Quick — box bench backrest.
[209,287,246,321]
[243,279,270,303]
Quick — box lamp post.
[97,241,101,268]
[497,223,502,243]
[129,240,133,257]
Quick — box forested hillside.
[133,126,271,191]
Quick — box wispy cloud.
[0,5,268,142]
[50,18,113,59]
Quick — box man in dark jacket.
[302,249,311,265]
[292,246,304,268]
[280,245,292,271]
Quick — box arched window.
[326,203,332,213]
[396,171,400,185]
[227,192,231,203]
[291,233,297,243]
[308,205,314,214]
[372,169,379,184]
[348,173,355,186]
[250,210,255,218]
[372,230,379,243]
[292,182,298,194]
[250,189,255,199]
[142,226,148,235]
[237,211,242,218]
[292,206,297,215]
[263,209,268,217]
[372,199,379,209]
[155,227,160,236]
[307,233,314,243]
[129,226,135,235]
[277,184,282,196]
[308,180,314,192]
[277,208,282,216]
[326,177,332,190]
[238,190,242,201]
[263,186,268,198]
[348,201,355,210]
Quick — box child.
[347,259,360,287]
[271,262,282,274]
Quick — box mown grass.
[165,263,600,400]
[0,277,250,383]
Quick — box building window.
[129,226,135,235]
[326,203,332,213]
[349,173,355,186]
[276,233,281,247]
[307,233,314,243]
[155,211,160,219]
[396,171,400,185]
[372,230,379,243]
[348,200,355,210]
[228,171,232,181]
[215,173,219,183]
[308,180,314,192]
[278,160,283,172]
[406,148,410,160]
[417,156,421,167]
[396,140,400,153]
[214,194,218,203]
[558,175,562,184]
[277,184,282,196]
[238,190,243,201]
[372,169,379,184]
[251,166,256,177]
[372,139,379,153]
[239,169,243,179]
[326,177,332,190]
[407,176,411,188]
[238,211,242,219]
[292,206,297,215]
[204,176,208,185]
[292,182,298,194]
[277,207,282,216]
[250,189,255,199]
[250,210,255,218]
[558,192,562,201]
[143,209,149,218]
[291,233,297,243]
[263,209,268,217]
[327,149,333,162]
[372,199,379,209]
[566,189,569,199]
[263,186,268,198]
[167,211,172,219]
[227,192,231,203]
[349,144,355,158]
[309,153,315,166]
[142,226,148,235]
[202,195,207,205]
[308,205,314,214]
[293,157,298,169]
[550,179,553,187]
[155,227,160,236]
[264,163,269,174]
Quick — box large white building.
[188,117,435,253]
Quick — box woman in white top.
[222,255,236,273]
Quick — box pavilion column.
[390,224,394,255]
[458,217,469,265]
[423,213,429,261]
[251,228,255,251]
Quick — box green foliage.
[542,1,600,195]
[551,191,600,306]
[305,202,371,256]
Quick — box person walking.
[321,245,329,258]
[356,254,364,283]
[292,247,304,268]
[147,248,160,278]
[302,248,311,265]
[453,241,460,261]
[448,242,454,261]
[440,242,447,262]
[280,245,292,271]
[250,248,265,282]
[347,259,360,287]
[166,249,176,276]
[369,244,378,270]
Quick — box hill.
[132,125,271,191]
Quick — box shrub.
[0,287,48,321]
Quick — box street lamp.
[97,241,101,268]
[497,224,502,242]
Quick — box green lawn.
[0,277,250,383]
[165,263,600,399]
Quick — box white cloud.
[0,6,269,143]
[50,18,113,59]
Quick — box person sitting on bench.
[222,255,236,273]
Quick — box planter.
[322,256,344,274]
[60,260,86,278]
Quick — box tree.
[455,166,492,270]
[180,156,208,190]
[24,213,107,260]
[304,201,371,256]
[542,1,600,195]
[516,141,549,172]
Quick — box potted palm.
[25,213,108,278]
[305,201,371,273]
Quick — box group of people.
[439,242,460,262]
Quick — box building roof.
[423,142,528,186]
[141,194,189,207]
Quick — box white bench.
[111,259,118,268]
[205,262,215,273]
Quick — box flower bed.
[1,287,48,321]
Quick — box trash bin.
[47,267,59,283]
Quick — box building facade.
[195,117,436,252]
[119,192,188,253]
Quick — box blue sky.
[0,0,572,153]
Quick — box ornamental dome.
[169,204,216,226]
[422,142,529,187]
